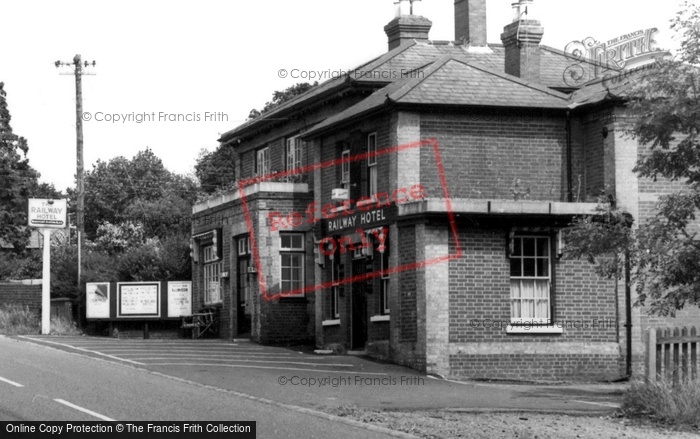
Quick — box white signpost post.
[28,198,68,334]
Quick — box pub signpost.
[28,198,68,334]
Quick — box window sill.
[506,326,563,334]
[370,315,390,322]
[322,319,340,327]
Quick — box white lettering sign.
[167,281,192,317]
[86,282,110,318]
[28,199,67,228]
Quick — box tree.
[194,146,237,195]
[0,82,40,250]
[247,82,318,119]
[565,2,700,316]
[70,148,198,240]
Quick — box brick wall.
[446,225,621,381]
[192,188,315,344]
[398,225,417,343]
[0,282,42,315]
[420,111,568,201]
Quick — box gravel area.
[330,407,700,439]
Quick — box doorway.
[351,258,368,350]
[237,257,252,336]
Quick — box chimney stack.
[501,0,544,83]
[384,0,432,51]
[454,0,487,47]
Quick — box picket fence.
[647,326,700,383]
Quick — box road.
[0,337,405,438]
[14,336,622,415]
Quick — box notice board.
[85,281,192,321]
[117,282,160,318]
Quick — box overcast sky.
[0,0,683,193]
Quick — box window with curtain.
[510,236,550,323]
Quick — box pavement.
[15,335,625,416]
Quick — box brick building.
[191,0,700,380]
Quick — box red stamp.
[239,138,461,301]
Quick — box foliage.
[0,304,40,335]
[0,83,41,250]
[564,201,634,279]
[194,145,237,195]
[565,3,700,316]
[70,148,198,240]
[116,233,191,282]
[93,221,146,255]
[621,377,700,427]
[247,81,318,119]
[0,249,42,280]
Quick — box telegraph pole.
[56,55,95,319]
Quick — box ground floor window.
[380,245,389,315]
[510,235,551,323]
[280,233,304,296]
[203,245,222,304]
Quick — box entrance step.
[347,350,367,355]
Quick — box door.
[351,258,368,350]
[238,258,251,336]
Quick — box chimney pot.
[511,2,521,22]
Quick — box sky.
[0,0,685,193]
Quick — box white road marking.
[54,399,117,421]
[146,363,387,375]
[134,358,354,366]
[570,400,620,408]
[0,375,24,387]
[18,336,145,365]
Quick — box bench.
[181,307,219,339]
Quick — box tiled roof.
[220,39,591,142]
[303,56,570,138]
[568,66,653,109]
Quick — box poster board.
[86,282,110,318]
[86,281,193,320]
[117,282,160,318]
[167,281,192,317]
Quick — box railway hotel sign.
[28,198,67,228]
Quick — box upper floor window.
[510,236,551,323]
[341,149,351,190]
[367,133,377,195]
[256,146,270,176]
[286,136,302,172]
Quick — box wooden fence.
[647,327,700,383]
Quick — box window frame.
[238,236,251,256]
[330,255,340,319]
[203,244,223,305]
[286,136,302,172]
[256,146,270,177]
[279,232,305,297]
[341,149,351,190]
[509,235,551,324]
[367,132,378,196]
[380,245,390,315]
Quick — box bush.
[0,304,40,335]
[50,314,81,335]
[621,378,700,427]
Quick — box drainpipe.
[566,110,573,202]
[625,249,632,377]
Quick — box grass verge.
[621,377,700,429]
[0,303,81,335]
